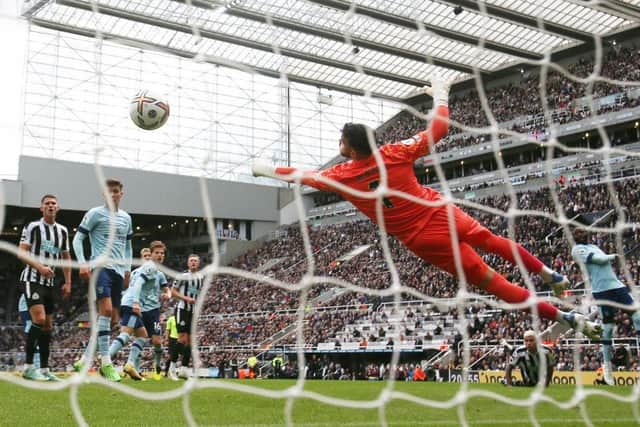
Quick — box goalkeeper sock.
[484,271,558,320]
[466,230,544,274]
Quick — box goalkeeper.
[253,76,600,339]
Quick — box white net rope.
[3,0,640,426]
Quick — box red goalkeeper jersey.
[276,105,449,243]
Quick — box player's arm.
[171,286,194,304]
[59,229,72,297]
[587,252,617,265]
[73,210,96,280]
[160,274,171,301]
[504,363,513,387]
[397,76,450,160]
[61,251,72,298]
[545,355,555,387]
[252,163,338,192]
[572,245,616,265]
[17,225,54,278]
[123,218,133,289]
[171,284,195,305]
[129,274,146,315]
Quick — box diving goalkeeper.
[252,77,600,339]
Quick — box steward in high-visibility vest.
[272,355,284,378]
[248,356,258,379]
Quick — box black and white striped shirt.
[509,345,555,386]
[173,270,204,312]
[19,219,70,286]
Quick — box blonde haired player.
[505,330,555,387]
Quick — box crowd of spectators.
[3,175,638,372]
[3,47,640,370]
[377,45,640,154]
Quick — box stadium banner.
[478,370,640,386]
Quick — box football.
[129,90,170,130]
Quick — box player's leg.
[151,334,163,380]
[124,325,147,381]
[169,309,186,380]
[110,270,123,329]
[411,228,601,339]
[20,305,40,370]
[165,337,177,376]
[92,269,121,381]
[455,207,569,295]
[459,243,600,338]
[597,287,639,385]
[179,312,193,377]
[23,283,46,380]
[109,308,134,359]
[74,269,115,376]
[181,334,192,371]
[143,309,164,379]
[38,291,60,381]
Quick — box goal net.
[3,0,640,426]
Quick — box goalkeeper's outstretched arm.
[252,163,334,192]
[402,75,451,160]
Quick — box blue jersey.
[122,261,167,311]
[571,244,625,293]
[142,268,168,312]
[73,206,133,277]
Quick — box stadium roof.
[22,0,640,101]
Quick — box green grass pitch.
[1,377,638,426]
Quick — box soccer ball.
[129,90,170,130]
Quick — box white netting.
[3,0,640,426]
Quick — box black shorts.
[22,282,55,315]
[168,337,179,355]
[175,308,192,334]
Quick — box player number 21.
[368,180,394,208]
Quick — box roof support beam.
[173,0,478,74]
[445,0,595,43]
[29,18,404,102]
[593,1,640,21]
[57,0,429,87]
[306,0,543,60]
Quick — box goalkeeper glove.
[422,75,450,106]
[252,161,278,179]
